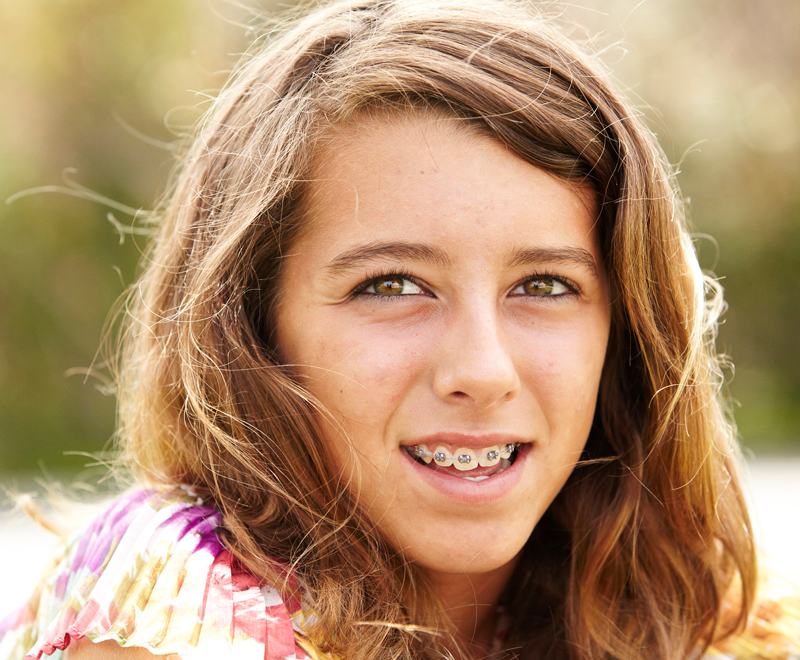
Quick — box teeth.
[433,447,454,467]
[462,475,489,482]
[410,443,519,471]
[499,443,515,459]
[453,447,475,471]
[478,449,500,467]
[414,446,433,464]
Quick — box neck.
[427,559,518,659]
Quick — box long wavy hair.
[117,1,757,658]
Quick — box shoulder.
[0,489,306,660]
[65,638,179,659]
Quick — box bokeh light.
[1,0,798,477]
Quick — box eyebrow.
[505,246,600,278]
[325,241,452,275]
[325,241,600,278]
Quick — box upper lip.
[400,432,530,450]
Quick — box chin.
[397,522,533,577]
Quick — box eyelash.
[352,268,429,299]
[510,271,581,298]
[352,270,580,300]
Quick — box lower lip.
[400,444,530,504]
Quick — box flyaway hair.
[116,1,756,658]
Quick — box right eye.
[358,274,425,297]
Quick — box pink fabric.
[0,489,313,660]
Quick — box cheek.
[296,321,429,428]
[515,315,609,436]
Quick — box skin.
[69,112,611,659]
[65,639,179,660]
[275,112,612,653]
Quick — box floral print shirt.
[0,488,798,659]
[0,489,318,660]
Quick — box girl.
[3,0,793,658]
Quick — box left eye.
[512,277,570,296]
[362,275,424,296]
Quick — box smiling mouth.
[404,443,520,482]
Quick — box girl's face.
[276,113,611,579]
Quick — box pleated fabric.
[0,489,311,660]
[2,489,798,659]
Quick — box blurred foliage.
[0,0,798,475]
[567,0,800,450]
[0,0,255,474]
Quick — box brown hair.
[117,1,756,658]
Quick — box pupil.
[376,278,402,294]
[526,279,553,295]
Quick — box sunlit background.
[1,0,799,477]
[0,0,798,612]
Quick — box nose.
[432,305,521,408]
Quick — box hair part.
[116,1,756,658]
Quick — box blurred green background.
[0,0,798,477]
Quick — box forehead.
[299,110,599,253]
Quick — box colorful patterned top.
[0,488,798,660]
[0,489,320,660]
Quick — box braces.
[410,443,519,472]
